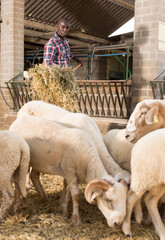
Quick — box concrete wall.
[71,57,107,80]
[132,0,165,109]
[0,0,24,129]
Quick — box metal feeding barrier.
[150,69,165,99]
[5,77,132,119]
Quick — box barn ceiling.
[0,0,135,49]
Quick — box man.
[43,18,82,67]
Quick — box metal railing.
[5,78,132,119]
[150,69,165,99]
[150,80,165,99]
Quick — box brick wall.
[0,0,24,129]
[132,0,165,109]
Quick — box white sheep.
[103,128,144,223]
[0,130,30,224]
[122,128,165,240]
[125,99,165,143]
[103,128,133,172]
[9,115,128,227]
[16,100,130,183]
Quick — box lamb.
[9,115,128,227]
[0,130,30,224]
[122,128,165,240]
[16,100,130,183]
[125,99,165,143]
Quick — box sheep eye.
[106,198,112,203]
[140,112,146,118]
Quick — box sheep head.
[85,179,128,228]
[125,99,165,143]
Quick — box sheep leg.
[26,167,32,188]
[10,182,22,215]
[67,177,81,227]
[59,179,68,204]
[60,185,71,218]
[30,169,47,200]
[122,189,144,237]
[144,186,165,240]
[0,191,14,224]
[133,198,143,224]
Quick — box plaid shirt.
[43,32,73,67]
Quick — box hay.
[0,174,162,240]
[27,64,79,111]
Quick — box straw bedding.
[0,174,162,240]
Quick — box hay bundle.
[27,64,79,111]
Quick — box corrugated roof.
[0,0,135,47]
[24,0,134,38]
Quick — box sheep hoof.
[72,214,81,227]
[126,234,131,237]
[122,222,132,237]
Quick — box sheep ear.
[145,106,158,124]
[85,180,112,204]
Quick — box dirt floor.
[0,174,162,240]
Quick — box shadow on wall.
[132,25,150,109]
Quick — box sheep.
[103,128,133,172]
[16,100,130,183]
[9,115,128,227]
[125,99,165,143]
[0,130,30,224]
[103,128,144,224]
[122,128,165,240]
[103,128,165,222]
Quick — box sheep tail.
[18,143,30,198]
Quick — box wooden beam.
[69,32,108,45]
[24,35,89,48]
[107,0,134,11]
[24,29,52,38]
[24,19,57,32]
[24,36,47,45]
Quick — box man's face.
[57,20,70,38]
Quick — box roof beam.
[107,0,134,11]
[24,29,106,46]
[24,34,90,47]
[24,19,57,32]
[69,32,108,45]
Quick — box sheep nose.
[113,221,120,227]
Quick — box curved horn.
[85,179,113,204]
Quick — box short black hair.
[57,18,70,25]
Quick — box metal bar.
[114,82,124,117]
[108,83,117,116]
[5,83,17,109]
[83,83,94,114]
[102,83,110,116]
[95,83,105,116]
[89,83,99,115]
[150,81,156,99]
[121,83,129,117]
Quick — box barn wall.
[132,0,165,109]
[0,0,24,129]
